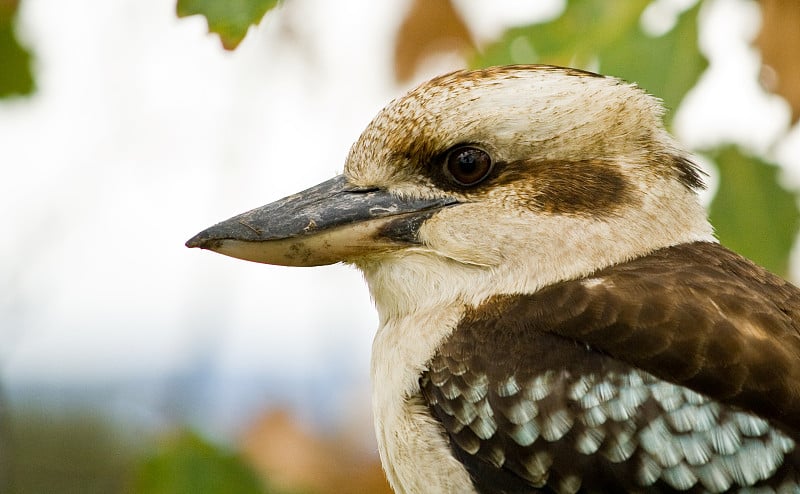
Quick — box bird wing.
[420,241,800,493]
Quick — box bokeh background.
[1,0,799,492]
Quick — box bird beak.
[186,175,456,266]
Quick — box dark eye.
[444,146,493,186]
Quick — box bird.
[187,65,800,493]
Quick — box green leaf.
[600,2,707,119]
[472,0,706,122]
[474,0,650,69]
[708,146,799,277]
[132,430,267,494]
[0,2,35,98]
[176,0,280,50]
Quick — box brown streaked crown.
[343,65,704,211]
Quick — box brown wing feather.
[502,241,800,432]
[421,241,800,492]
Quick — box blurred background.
[1,0,799,492]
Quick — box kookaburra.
[187,65,800,493]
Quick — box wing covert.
[420,242,800,493]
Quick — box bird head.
[187,65,714,319]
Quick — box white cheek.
[418,205,510,266]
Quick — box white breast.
[370,306,477,494]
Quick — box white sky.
[1,0,797,389]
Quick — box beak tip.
[185,233,221,250]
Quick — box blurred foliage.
[757,0,800,123]
[3,407,140,494]
[239,409,392,494]
[3,405,294,494]
[0,0,34,98]
[176,0,280,50]
[709,146,800,276]
[131,430,272,494]
[393,0,474,83]
[474,0,706,121]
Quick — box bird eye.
[444,146,493,186]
